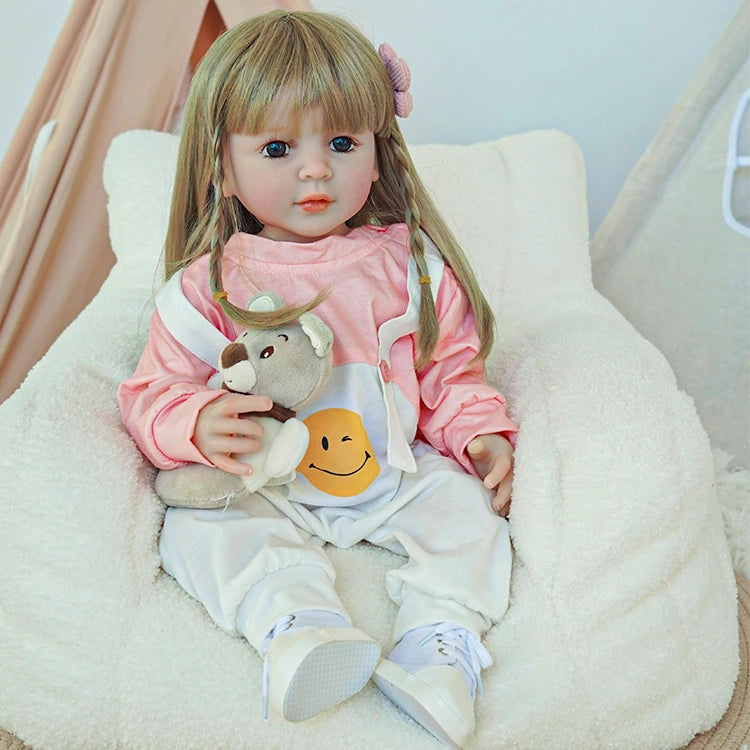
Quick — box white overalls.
[156,240,512,654]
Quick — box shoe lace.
[261,614,296,719]
[419,623,493,698]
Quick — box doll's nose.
[299,153,333,181]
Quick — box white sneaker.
[261,610,380,722]
[373,622,492,748]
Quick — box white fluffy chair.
[0,129,738,749]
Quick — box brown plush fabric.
[241,402,296,423]
[0,727,30,749]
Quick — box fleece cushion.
[0,129,738,750]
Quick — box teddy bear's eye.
[260,346,274,359]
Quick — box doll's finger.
[215,393,273,416]
[211,453,254,476]
[495,497,511,518]
[203,415,264,441]
[483,464,501,489]
[467,438,488,461]
[229,436,264,454]
[483,454,513,489]
[468,439,493,479]
[232,394,273,414]
[491,473,513,515]
[219,416,265,439]
[209,435,262,455]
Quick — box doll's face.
[223,104,379,243]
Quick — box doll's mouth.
[308,451,371,476]
[298,195,332,213]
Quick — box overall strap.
[154,270,232,369]
[376,233,444,359]
[376,233,445,473]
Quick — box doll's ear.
[222,149,237,198]
[246,291,285,312]
[221,179,234,198]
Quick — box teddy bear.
[154,291,333,509]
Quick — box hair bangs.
[221,11,393,137]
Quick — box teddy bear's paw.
[265,419,310,477]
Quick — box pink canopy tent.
[0,0,311,402]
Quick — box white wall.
[315,0,743,232]
[0,0,743,233]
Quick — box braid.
[389,129,438,370]
[207,128,243,321]
[373,123,496,368]
[204,128,328,330]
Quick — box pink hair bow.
[378,43,413,118]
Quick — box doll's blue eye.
[330,136,355,153]
[262,141,289,158]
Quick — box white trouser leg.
[365,449,512,640]
[159,492,349,653]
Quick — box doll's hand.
[193,393,273,476]
[467,434,514,516]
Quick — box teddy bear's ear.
[246,291,285,313]
[299,312,333,357]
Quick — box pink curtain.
[0,0,312,402]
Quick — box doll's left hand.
[467,434,514,517]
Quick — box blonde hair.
[165,10,494,369]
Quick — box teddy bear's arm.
[154,464,248,509]
[264,418,310,478]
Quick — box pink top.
[118,223,517,476]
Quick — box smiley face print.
[298,409,380,497]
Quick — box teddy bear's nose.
[221,342,249,369]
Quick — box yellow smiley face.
[298,409,380,497]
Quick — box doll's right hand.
[192,393,273,476]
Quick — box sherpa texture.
[0,129,740,749]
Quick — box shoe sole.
[269,627,380,722]
[373,660,472,748]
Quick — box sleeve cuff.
[152,389,226,466]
